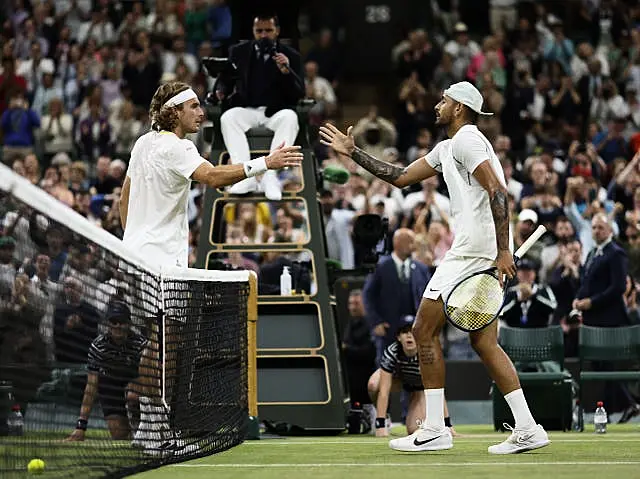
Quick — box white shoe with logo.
[488,423,550,454]
[389,423,453,452]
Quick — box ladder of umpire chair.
[195,104,348,433]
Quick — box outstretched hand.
[319,123,356,157]
[65,429,85,442]
[265,142,304,170]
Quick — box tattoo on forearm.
[490,189,510,251]
[351,147,406,184]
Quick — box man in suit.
[216,13,305,200]
[572,213,639,418]
[572,213,628,327]
[363,228,431,364]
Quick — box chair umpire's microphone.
[322,165,350,185]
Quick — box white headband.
[163,88,197,107]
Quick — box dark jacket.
[576,240,629,327]
[363,256,430,345]
[217,40,304,117]
[501,282,558,328]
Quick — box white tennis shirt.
[424,124,512,260]
[123,131,206,268]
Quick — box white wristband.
[243,157,268,178]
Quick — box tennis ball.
[27,459,45,474]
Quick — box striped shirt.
[379,341,423,388]
[87,332,148,381]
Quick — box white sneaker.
[143,433,200,457]
[488,423,550,454]
[259,170,282,201]
[389,424,453,452]
[228,177,258,195]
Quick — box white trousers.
[220,106,299,164]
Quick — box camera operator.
[215,13,304,201]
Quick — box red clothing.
[0,74,27,114]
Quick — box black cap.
[396,315,415,335]
[106,301,131,324]
[518,258,539,271]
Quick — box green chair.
[577,325,640,430]
[492,325,573,431]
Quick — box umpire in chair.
[215,13,304,201]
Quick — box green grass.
[2,425,640,478]
[130,424,640,479]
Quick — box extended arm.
[374,370,393,425]
[66,372,99,441]
[347,149,438,188]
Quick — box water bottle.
[594,401,607,434]
[280,266,292,296]
[7,405,24,436]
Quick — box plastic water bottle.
[594,401,607,434]
[7,405,24,436]
[280,266,292,296]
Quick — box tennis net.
[0,164,255,478]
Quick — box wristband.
[76,418,88,431]
[243,157,268,178]
[375,418,386,429]
[444,416,452,428]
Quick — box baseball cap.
[454,22,468,33]
[443,81,494,116]
[518,209,538,224]
[396,315,415,335]
[0,236,16,248]
[518,258,539,271]
[105,300,131,324]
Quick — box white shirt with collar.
[391,253,412,280]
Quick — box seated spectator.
[100,62,123,114]
[320,189,355,269]
[466,36,505,84]
[515,209,544,265]
[543,19,574,75]
[305,28,343,90]
[53,276,100,364]
[593,118,630,165]
[1,91,40,163]
[406,128,432,164]
[108,159,127,186]
[77,6,115,45]
[163,36,199,76]
[40,98,74,162]
[216,14,304,200]
[501,259,557,328]
[77,97,112,162]
[500,157,523,202]
[23,153,41,185]
[69,162,90,195]
[539,216,576,283]
[207,0,232,53]
[16,41,55,97]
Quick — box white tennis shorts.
[422,251,494,302]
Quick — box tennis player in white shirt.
[118,81,302,456]
[320,82,549,454]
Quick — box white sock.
[424,388,445,430]
[504,389,536,430]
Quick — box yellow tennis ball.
[27,459,45,474]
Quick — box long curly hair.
[149,81,191,132]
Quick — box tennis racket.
[443,225,547,332]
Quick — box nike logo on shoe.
[413,435,442,446]
[516,433,535,444]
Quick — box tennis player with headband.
[320,82,549,454]
[117,82,302,455]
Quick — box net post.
[247,272,259,439]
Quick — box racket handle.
[514,225,547,260]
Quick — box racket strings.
[445,273,504,331]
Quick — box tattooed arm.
[473,160,517,279]
[349,147,437,188]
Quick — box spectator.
[45,226,67,283]
[342,289,376,408]
[31,66,63,118]
[515,209,544,264]
[23,153,41,186]
[444,22,480,82]
[216,14,304,201]
[304,60,337,123]
[163,36,199,76]
[77,6,115,45]
[77,97,112,162]
[0,236,18,295]
[184,0,209,54]
[305,28,343,90]
[16,41,55,98]
[110,100,143,159]
[40,98,74,161]
[319,189,355,270]
[543,19,574,75]
[501,259,558,328]
[362,228,430,362]
[40,166,74,208]
[489,0,518,34]
[549,238,583,357]
[352,106,397,165]
[0,56,27,115]
[90,156,119,195]
[1,91,40,162]
[466,36,505,84]
[539,216,576,283]
[122,45,162,109]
